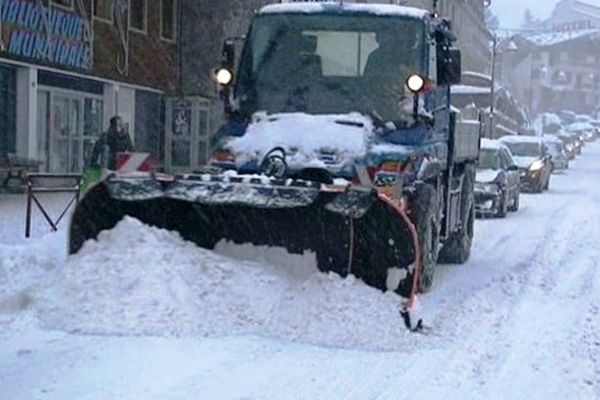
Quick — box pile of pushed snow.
[38,217,414,350]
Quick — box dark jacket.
[91,129,134,170]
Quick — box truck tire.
[411,182,440,293]
[438,165,475,264]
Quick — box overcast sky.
[491,0,560,29]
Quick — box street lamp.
[489,34,517,138]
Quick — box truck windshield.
[236,13,426,122]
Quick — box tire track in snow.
[475,148,600,398]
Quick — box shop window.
[51,0,73,10]
[129,0,147,33]
[94,0,113,22]
[161,0,177,41]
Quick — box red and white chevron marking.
[116,153,153,172]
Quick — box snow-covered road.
[1,143,600,400]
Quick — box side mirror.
[507,165,519,172]
[438,48,462,85]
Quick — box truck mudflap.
[69,174,420,298]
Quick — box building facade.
[0,0,178,173]
[403,0,493,74]
[501,0,600,116]
[532,0,600,33]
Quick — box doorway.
[165,97,211,172]
[37,88,104,173]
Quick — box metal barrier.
[25,173,82,238]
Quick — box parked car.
[567,122,597,143]
[475,139,521,218]
[557,130,579,158]
[499,136,552,193]
[542,135,569,172]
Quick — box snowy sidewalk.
[0,193,73,245]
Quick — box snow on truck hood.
[227,113,373,171]
[512,156,538,169]
[476,169,501,184]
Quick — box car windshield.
[236,13,426,122]
[478,149,500,170]
[503,142,541,157]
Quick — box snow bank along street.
[0,142,598,399]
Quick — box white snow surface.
[499,135,543,144]
[3,143,600,399]
[17,217,410,350]
[227,112,373,170]
[261,2,428,19]
[480,137,503,150]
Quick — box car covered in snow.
[567,122,597,143]
[499,136,552,193]
[475,139,520,218]
[558,130,582,156]
[542,135,569,172]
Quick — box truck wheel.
[438,165,475,264]
[411,182,440,293]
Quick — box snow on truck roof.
[260,2,429,19]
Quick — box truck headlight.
[529,160,544,171]
[406,74,425,93]
[215,68,234,85]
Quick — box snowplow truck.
[70,1,480,300]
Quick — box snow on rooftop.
[525,29,599,47]
[260,2,429,19]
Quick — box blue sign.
[0,0,92,70]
